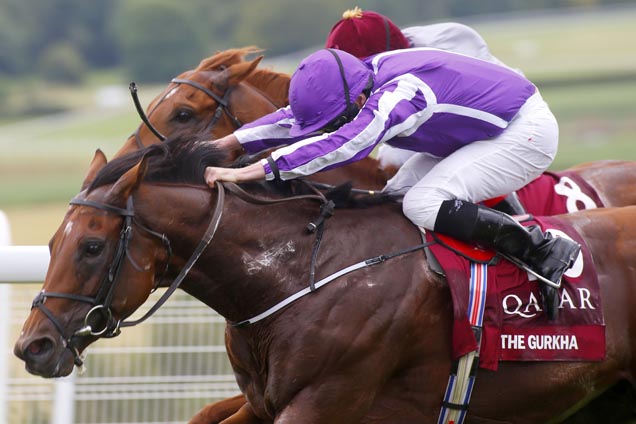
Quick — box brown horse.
[119,47,288,156]
[14,140,636,423]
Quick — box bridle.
[29,181,331,369]
[29,187,224,369]
[171,77,243,129]
[129,70,249,148]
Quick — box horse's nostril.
[26,338,53,358]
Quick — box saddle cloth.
[516,170,604,215]
[425,215,605,371]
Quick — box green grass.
[475,7,636,81]
[541,79,636,169]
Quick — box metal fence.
[6,286,240,424]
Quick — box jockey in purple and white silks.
[204,48,580,320]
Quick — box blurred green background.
[1,0,635,245]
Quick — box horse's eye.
[83,241,104,257]
[174,109,194,123]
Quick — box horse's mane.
[87,131,296,198]
[197,46,290,108]
[88,132,227,192]
[87,130,397,208]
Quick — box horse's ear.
[81,149,108,190]
[226,55,264,87]
[105,156,149,204]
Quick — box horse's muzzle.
[14,333,75,378]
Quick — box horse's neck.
[245,69,290,108]
[138,185,311,320]
[226,83,282,129]
[201,196,321,321]
[144,184,420,321]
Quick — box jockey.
[325,7,527,215]
[204,48,580,320]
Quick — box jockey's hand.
[207,134,243,156]
[205,167,237,187]
[205,162,266,188]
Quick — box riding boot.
[491,192,527,216]
[434,199,581,320]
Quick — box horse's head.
[117,46,290,159]
[14,148,176,378]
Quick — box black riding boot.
[491,192,527,216]
[434,199,581,320]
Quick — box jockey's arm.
[205,161,265,188]
[208,134,243,155]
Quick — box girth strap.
[229,240,434,327]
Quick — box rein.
[120,183,225,329]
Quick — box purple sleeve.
[234,106,307,155]
[265,94,394,181]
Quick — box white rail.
[0,245,49,282]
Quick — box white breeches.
[383,92,559,229]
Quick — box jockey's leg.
[382,152,440,196]
[384,152,529,216]
[433,199,580,320]
[400,92,576,319]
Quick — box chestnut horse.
[14,140,636,423]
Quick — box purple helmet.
[289,49,373,136]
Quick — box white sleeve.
[402,23,524,76]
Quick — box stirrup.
[500,254,563,289]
